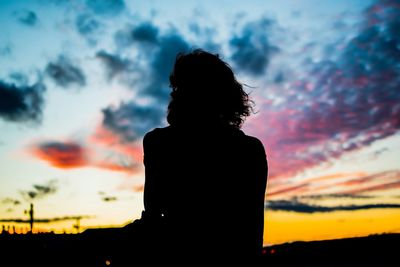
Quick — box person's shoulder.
[241,132,266,153]
[143,126,172,144]
[241,132,262,145]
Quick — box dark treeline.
[0,227,398,267]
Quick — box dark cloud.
[20,180,58,201]
[144,32,190,100]
[76,14,100,35]
[45,56,86,88]
[266,199,400,213]
[9,72,28,84]
[102,102,164,142]
[0,215,91,223]
[0,80,45,124]
[299,194,375,200]
[85,0,125,16]
[96,50,132,80]
[31,141,88,169]
[115,21,159,48]
[229,17,278,76]
[102,196,117,202]
[14,9,38,26]
[102,24,190,142]
[131,22,159,44]
[2,198,21,206]
[75,13,101,45]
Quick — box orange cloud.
[265,171,400,199]
[91,126,143,162]
[95,161,141,174]
[31,141,88,169]
[267,184,309,198]
[89,126,143,174]
[30,133,143,174]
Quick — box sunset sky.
[1,0,399,245]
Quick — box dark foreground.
[0,228,398,266]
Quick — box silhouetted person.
[133,49,268,264]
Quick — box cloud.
[100,23,190,143]
[45,56,86,88]
[30,134,142,174]
[101,102,164,143]
[14,9,38,26]
[96,50,133,80]
[266,199,400,213]
[75,13,100,35]
[0,80,45,124]
[115,22,159,47]
[345,181,400,195]
[248,1,400,179]
[265,170,400,199]
[20,180,58,201]
[2,198,21,206]
[85,0,125,16]
[75,13,101,45]
[299,194,375,200]
[267,184,309,198]
[89,126,143,174]
[31,141,88,169]
[229,17,279,76]
[96,160,140,174]
[102,196,117,202]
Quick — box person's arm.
[254,138,268,252]
[142,130,163,221]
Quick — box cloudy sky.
[1,0,399,244]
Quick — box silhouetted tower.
[29,203,34,233]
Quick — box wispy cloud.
[266,170,400,199]
[266,199,400,213]
[20,180,58,201]
[102,196,117,202]
[96,50,134,80]
[45,56,86,88]
[13,9,38,26]
[75,13,102,45]
[1,198,21,206]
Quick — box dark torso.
[143,125,268,262]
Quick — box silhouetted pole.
[73,217,81,233]
[29,203,34,233]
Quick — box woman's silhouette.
[140,49,268,263]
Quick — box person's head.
[167,49,253,129]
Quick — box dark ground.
[0,228,398,266]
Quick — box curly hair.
[167,49,253,129]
